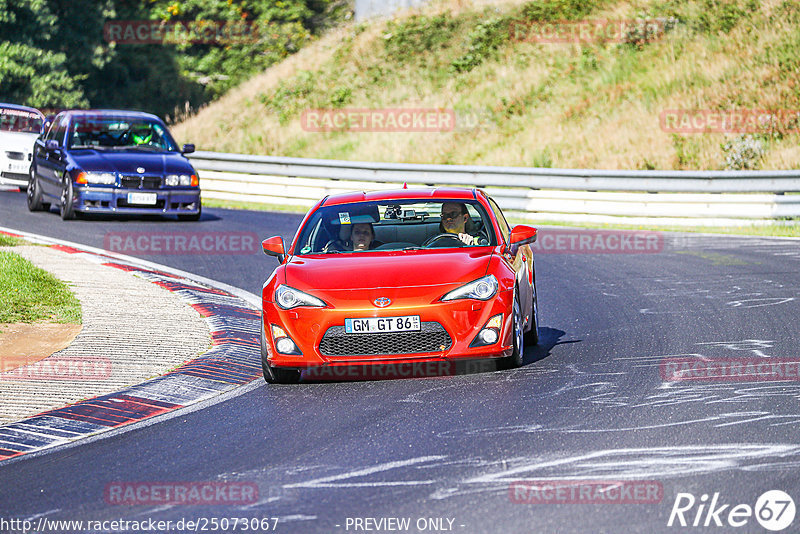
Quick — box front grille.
[120,175,161,189]
[319,321,452,357]
[1,171,27,180]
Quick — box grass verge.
[0,251,82,324]
[0,235,24,247]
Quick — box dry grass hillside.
[173,0,800,171]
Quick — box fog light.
[470,314,504,348]
[275,338,297,354]
[479,328,499,344]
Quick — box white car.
[0,103,46,192]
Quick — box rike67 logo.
[668,490,795,531]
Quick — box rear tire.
[525,279,539,345]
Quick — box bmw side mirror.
[182,144,195,154]
[45,139,60,151]
[262,236,286,263]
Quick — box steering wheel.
[422,233,466,248]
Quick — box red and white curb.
[0,227,264,463]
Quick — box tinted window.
[0,108,43,134]
[49,116,69,145]
[294,200,497,255]
[68,116,177,151]
[487,196,511,244]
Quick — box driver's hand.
[458,233,477,245]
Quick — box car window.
[487,196,511,245]
[50,116,69,146]
[0,108,43,134]
[294,199,497,255]
[68,117,177,151]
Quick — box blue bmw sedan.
[27,109,201,220]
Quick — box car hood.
[70,150,193,175]
[284,249,493,292]
[0,131,38,152]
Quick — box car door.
[486,194,535,317]
[36,114,68,199]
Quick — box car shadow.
[57,211,221,223]
[299,326,573,384]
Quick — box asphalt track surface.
[2,189,800,533]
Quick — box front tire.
[60,177,76,220]
[178,203,201,221]
[500,291,525,369]
[261,323,301,384]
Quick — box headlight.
[76,172,116,185]
[166,174,197,186]
[441,274,498,302]
[274,284,326,309]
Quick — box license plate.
[127,192,157,205]
[345,316,421,334]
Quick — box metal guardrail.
[189,151,800,225]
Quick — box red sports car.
[260,188,539,383]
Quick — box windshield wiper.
[402,246,423,251]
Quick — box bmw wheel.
[59,176,76,220]
[26,165,48,211]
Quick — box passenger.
[439,202,488,246]
[324,222,379,252]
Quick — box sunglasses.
[441,211,464,220]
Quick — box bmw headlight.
[274,284,326,309]
[166,174,197,186]
[441,274,498,302]
[77,172,116,185]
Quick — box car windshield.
[0,108,43,134]
[294,199,497,255]
[68,117,177,151]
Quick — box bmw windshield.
[68,117,178,151]
[294,200,498,255]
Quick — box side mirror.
[182,143,195,154]
[509,225,537,245]
[262,236,286,263]
[45,139,60,151]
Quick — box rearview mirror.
[509,225,537,245]
[182,144,195,154]
[45,139,60,151]
[262,236,286,263]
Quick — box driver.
[439,202,488,246]
[131,123,153,145]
